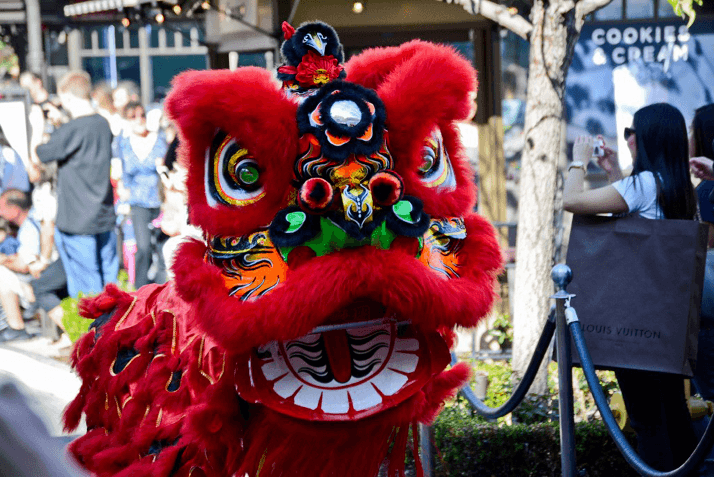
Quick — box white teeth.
[387,351,419,374]
[321,389,350,414]
[293,386,322,410]
[395,338,419,352]
[261,358,287,381]
[370,368,409,396]
[349,382,383,411]
[273,374,302,399]
[254,327,424,416]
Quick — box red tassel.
[388,425,409,477]
[412,420,423,477]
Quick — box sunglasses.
[624,127,635,140]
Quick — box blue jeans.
[55,229,119,298]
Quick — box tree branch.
[437,0,533,40]
[576,0,613,18]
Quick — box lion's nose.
[330,159,375,228]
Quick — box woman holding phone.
[563,103,697,471]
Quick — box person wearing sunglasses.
[564,103,698,472]
[114,101,169,288]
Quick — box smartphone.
[592,138,604,157]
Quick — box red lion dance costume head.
[64,21,502,477]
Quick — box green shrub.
[61,269,132,343]
[454,360,620,425]
[61,293,91,343]
[431,419,638,477]
[428,358,630,475]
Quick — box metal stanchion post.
[552,264,576,477]
[419,423,434,477]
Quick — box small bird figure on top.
[277,21,347,101]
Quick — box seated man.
[0,189,40,341]
[30,257,69,336]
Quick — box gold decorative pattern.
[197,338,227,385]
[114,296,139,330]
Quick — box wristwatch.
[568,161,586,172]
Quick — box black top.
[697,180,714,224]
[37,114,115,235]
[164,136,179,171]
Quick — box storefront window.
[115,27,124,49]
[595,0,623,20]
[627,0,653,19]
[129,28,139,49]
[658,1,677,17]
[152,55,208,101]
[47,30,69,66]
[451,41,475,64]
[149,25,159,48]
[166,30,175,48]
[237,52,267,68]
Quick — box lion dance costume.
[64,21,502,477]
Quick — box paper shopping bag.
[565,214,707,376]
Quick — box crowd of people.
[0,71,192,343]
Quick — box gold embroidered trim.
[114,296,138,330]
[108,353,141,377]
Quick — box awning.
[63,0,177,17]
[0,0,25,24]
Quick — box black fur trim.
[268,206,322,248]
[297,81,387,161]
[385,196,431,238]
[112,347,139,374]
[281,21,345,66]
[167,370,182,392]
[89,309,115,338]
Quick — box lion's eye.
[228,154,261,191]
[418,128,455,190]
[205,130,265,207]
[419,146,437,175]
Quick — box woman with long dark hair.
[564,103,697,471]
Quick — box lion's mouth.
[234,300,450,421]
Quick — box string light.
[201,1,210,9]
[121,16,131,27]
[172,4,181,14]
[352,1,364,13]
[155,11,165,23]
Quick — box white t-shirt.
[17,216,41,267]
[612,171,663,220]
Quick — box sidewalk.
[0,334,85,437]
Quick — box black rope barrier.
[570,317,714,477]
[448,263,714,477]
[452,307,556,419]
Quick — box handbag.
[565,214,708,376]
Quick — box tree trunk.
[512,0,582,394]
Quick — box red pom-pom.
[282,21,295,40]
[298,177,334,213]
[369,171,403,206]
